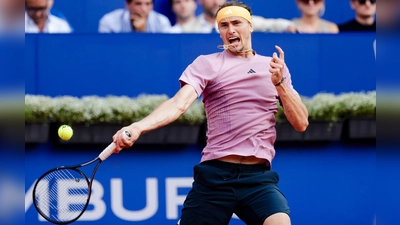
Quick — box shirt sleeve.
[179,55,214,97]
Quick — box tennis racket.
[32,130,131,224]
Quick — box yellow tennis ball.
[58,125,73,141]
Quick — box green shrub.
[276,91,376,122]
[25,94,206,125]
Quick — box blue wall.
[52,0,355,33]
[25,33,376,98]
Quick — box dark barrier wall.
[25,33,375,98]
[52,0,355,33]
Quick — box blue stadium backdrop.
[50,0,356,33]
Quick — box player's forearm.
[276,83,309,132]
[131,97,189,134]
[129,85,198,135]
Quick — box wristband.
[275,77,286,86]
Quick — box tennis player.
[113,1,309,224]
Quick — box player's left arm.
[276,83,308,132]
[270,45,308,132]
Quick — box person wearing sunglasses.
[339,0,376,32]
[292,0,339,33]
[25,0,72,33]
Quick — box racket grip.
[99,142,116,161]
[98,131,131,161]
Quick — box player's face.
[172,0,197,20]
[127,0,153,17]
[218,16,253,55]
[351,0,376,18]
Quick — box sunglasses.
[298,0,323,4]
[356,0,376,4]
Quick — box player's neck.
[227,48,254,58]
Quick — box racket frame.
[32,133,129,224]
[32,157,103,224]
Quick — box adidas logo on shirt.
[247,69,256,74]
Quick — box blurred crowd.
[21,0,378,34]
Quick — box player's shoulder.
[190,52,222,68]
[255,52,272,61]
[197,52,223,61]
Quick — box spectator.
[292,0,338,33]
[25,0,72,33]
[168,0,197,33]
[339,0,376,32]
[98,0,171,33]
[183,0,299,33]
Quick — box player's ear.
[249,22,254,33]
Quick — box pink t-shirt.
[179,50,298,165]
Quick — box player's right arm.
[112,84,198,152]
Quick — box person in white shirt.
[168,0,197,33]
[98,0,171,33]
[25,0,72,33]
[182,0,300,33]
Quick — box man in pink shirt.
[113,1,308,224]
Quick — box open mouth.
[229,37,240,44]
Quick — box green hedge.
[25,91,376,125]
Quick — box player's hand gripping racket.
[32,130,131,224]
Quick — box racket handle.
[99,142,116,161]
[98,130,131,161]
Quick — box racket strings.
[34,168,89,223]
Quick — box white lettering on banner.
[80,180,106,220]
[25,177,194,222]
[111,178,158,221]
[36,180,106,222]
[57,179,89,221]
[166,178,193,219]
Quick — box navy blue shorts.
[179,160,290,225]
